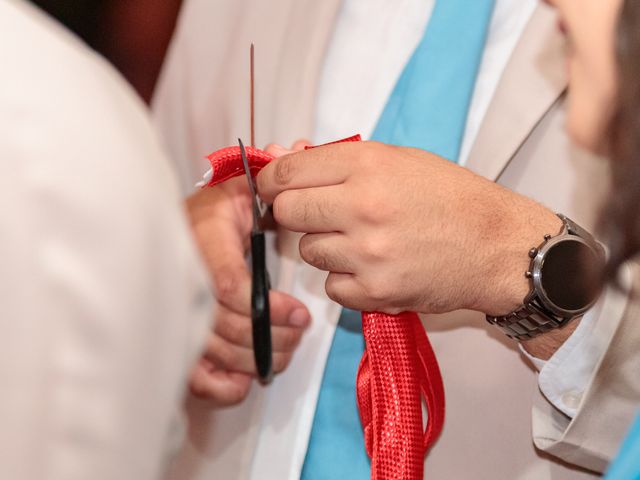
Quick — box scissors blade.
[250,43,255,148]
[238,138,262,231]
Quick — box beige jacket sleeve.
[532,262,640,473]
[0,2,211,480]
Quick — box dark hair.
[29,1,108,49]
[601,0,640,279]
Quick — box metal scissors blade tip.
[238,138,261,231]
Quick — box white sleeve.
[0,3,212,480]
[522,265,632,418]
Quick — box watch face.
[539,239,602,312]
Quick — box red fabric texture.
[205,145,273,186]
[204,138,445,479]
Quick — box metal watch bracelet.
[486,294,570,340]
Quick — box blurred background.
[30,0,183,103]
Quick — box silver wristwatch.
[486,214,605,340]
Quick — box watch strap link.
[486,294,568,340]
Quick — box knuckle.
[280,328,301,352]
[355,141,391,172]
[298,234,313,261]
[228,384,251,405]
[190,383,210,400]
[325,286,341,305]
[274,192,319,229]
[362,277,392,304]
[370,196,396,222]
[255,169,267,195]
[307,193,334,222]
[272,353,292,373]
[274,156,295,185]
[189,375,209,399]
[271,193,292,225]
[213,310,232,335]
[213,266,243,305]
[215,313,249,345]
[316,200,333,224]
[299,237,327,270]
[325,276,347,305]
[360,235,389,262]
[271,195,284,224]
[353,195,381,223]
[288,193,311,225]
[356,142,379,168]
[214,342,238,369]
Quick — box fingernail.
[289,308,310,327]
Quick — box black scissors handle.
[250,230,273,383]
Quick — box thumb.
[268,290,312,328]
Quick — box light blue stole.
[605,412,640,480]
[301,1,496,478]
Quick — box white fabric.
[314,0,538,166]
[313,0,436,146]
[0,2,211,479]
[534,265,632,417]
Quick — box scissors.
[239,138,273,384]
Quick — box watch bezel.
[530,235,601,317]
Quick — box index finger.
[256,143,357,203]
[195,215,252,315]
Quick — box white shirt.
[314,0,537,165]
[0,2,211,479]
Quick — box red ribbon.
[204,137,445,479]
